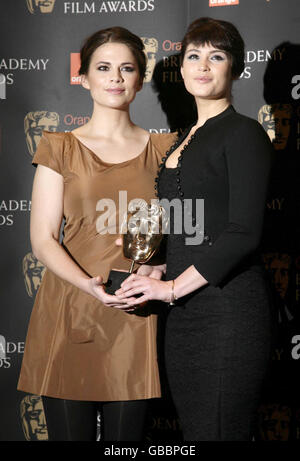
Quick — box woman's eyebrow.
[95,61,135,65]
[186,48,225,54]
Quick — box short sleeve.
[32,131,64,175]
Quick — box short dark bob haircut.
[181,17,245,78]
[79,26,146,81]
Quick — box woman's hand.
[87,275,137,311]
[115,274,172,307]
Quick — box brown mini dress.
[17,130,177,402]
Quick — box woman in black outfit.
[117,18,273,441]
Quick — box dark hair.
[180,17,245,78]
[79,26,146,81]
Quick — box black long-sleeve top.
[159,105,273,287]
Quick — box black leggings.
[42,396,148,441]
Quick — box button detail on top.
[155,132,196,201]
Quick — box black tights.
[42,396,148,441]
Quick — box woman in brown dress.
[17,27,176,441]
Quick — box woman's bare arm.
[31,165,132,308]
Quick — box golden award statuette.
[105,199,168,295]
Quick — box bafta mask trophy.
[105,199,168,295]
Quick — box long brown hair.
[79,26,146,82]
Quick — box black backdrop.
[0,0,300,441]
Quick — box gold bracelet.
[169,279,177,306]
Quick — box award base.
[105,270,130,295]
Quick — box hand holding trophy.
[105,199,168,295]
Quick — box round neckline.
[69,131,151,166]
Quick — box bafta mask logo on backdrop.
[23,252,46,298]
[20,395,48,441]
[258,104,292,150]
[263,252,295,323]
[24,111,59,156]
[257,403,291,441]
[141,37,158,83]
[209,0,239,6]
[263,252,291,300]
[26,0,56,14]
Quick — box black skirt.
[164,266,272,441]
[158,167,273,441]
